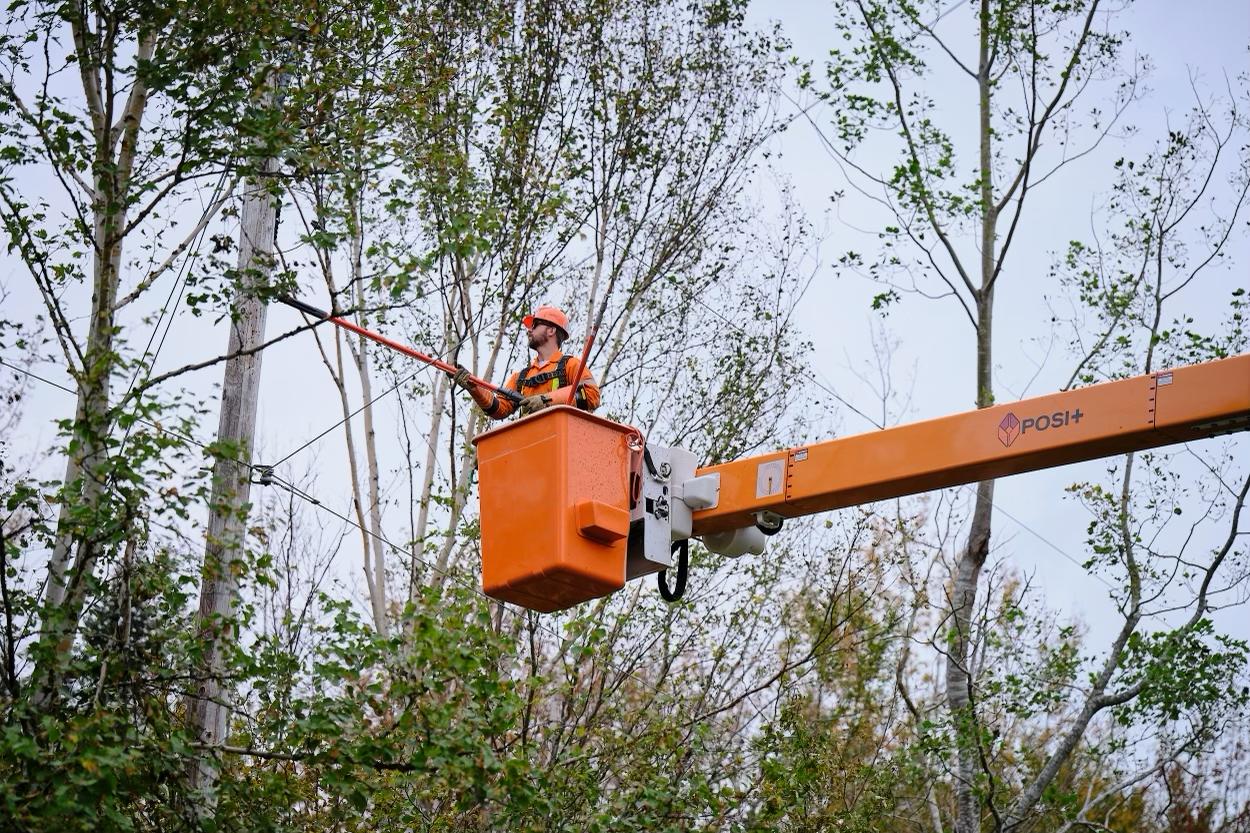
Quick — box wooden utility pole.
[185,95,283,808]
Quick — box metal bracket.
[627,443,737,577]
[628,444,675,578]
[627,443,709,579]
[674,473,719,513]
[753,510,784,535]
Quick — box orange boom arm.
[474,354,1250,612]
[691,354,1250,536]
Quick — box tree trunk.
[34,27,155,710]
[946,7,998,831]
[349,209,390,636]
[185,153,280,808]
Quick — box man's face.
[527,319,557,350]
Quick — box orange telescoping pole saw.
[278,296,523,406]
[574,320,597,400]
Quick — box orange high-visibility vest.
[478,352,600,419]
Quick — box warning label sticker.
[756,459,785,499]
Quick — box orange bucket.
[473,406,637,612]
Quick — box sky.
[750,0,1250,641]
[3,1,1248,644]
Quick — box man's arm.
[477,370,521,420]
[452,365,519,420]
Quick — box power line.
[269,366,425,468]
[266,299,486,473]
[1,357,426,572]
[958,483,1117,591]
[0,358,75,396]
[121,169,232,407]
[1,356,250,472]
[928,0,973,29]
[1,356,656,687]
[99,172,237,519]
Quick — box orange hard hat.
[523,305,570,339]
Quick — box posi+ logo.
[998,409,1083,447]
[998,413,1021,447]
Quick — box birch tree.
[0,0,304,709]
[808,3,1140,818]
[0,0,313,825]
[804,3,1249,831]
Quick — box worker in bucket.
[451,305,601,419]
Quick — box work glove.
[453,365,496,409]
[519,393,552,415]
[451,364,474,392]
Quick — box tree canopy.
[1,1,1247,831]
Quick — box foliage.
[785,3,1250,832]
[0,0,1247,831]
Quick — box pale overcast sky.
[4,1,1247,639]
[757,0,1250,639]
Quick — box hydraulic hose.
[658,539,689,602]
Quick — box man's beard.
[528,333,541,349]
